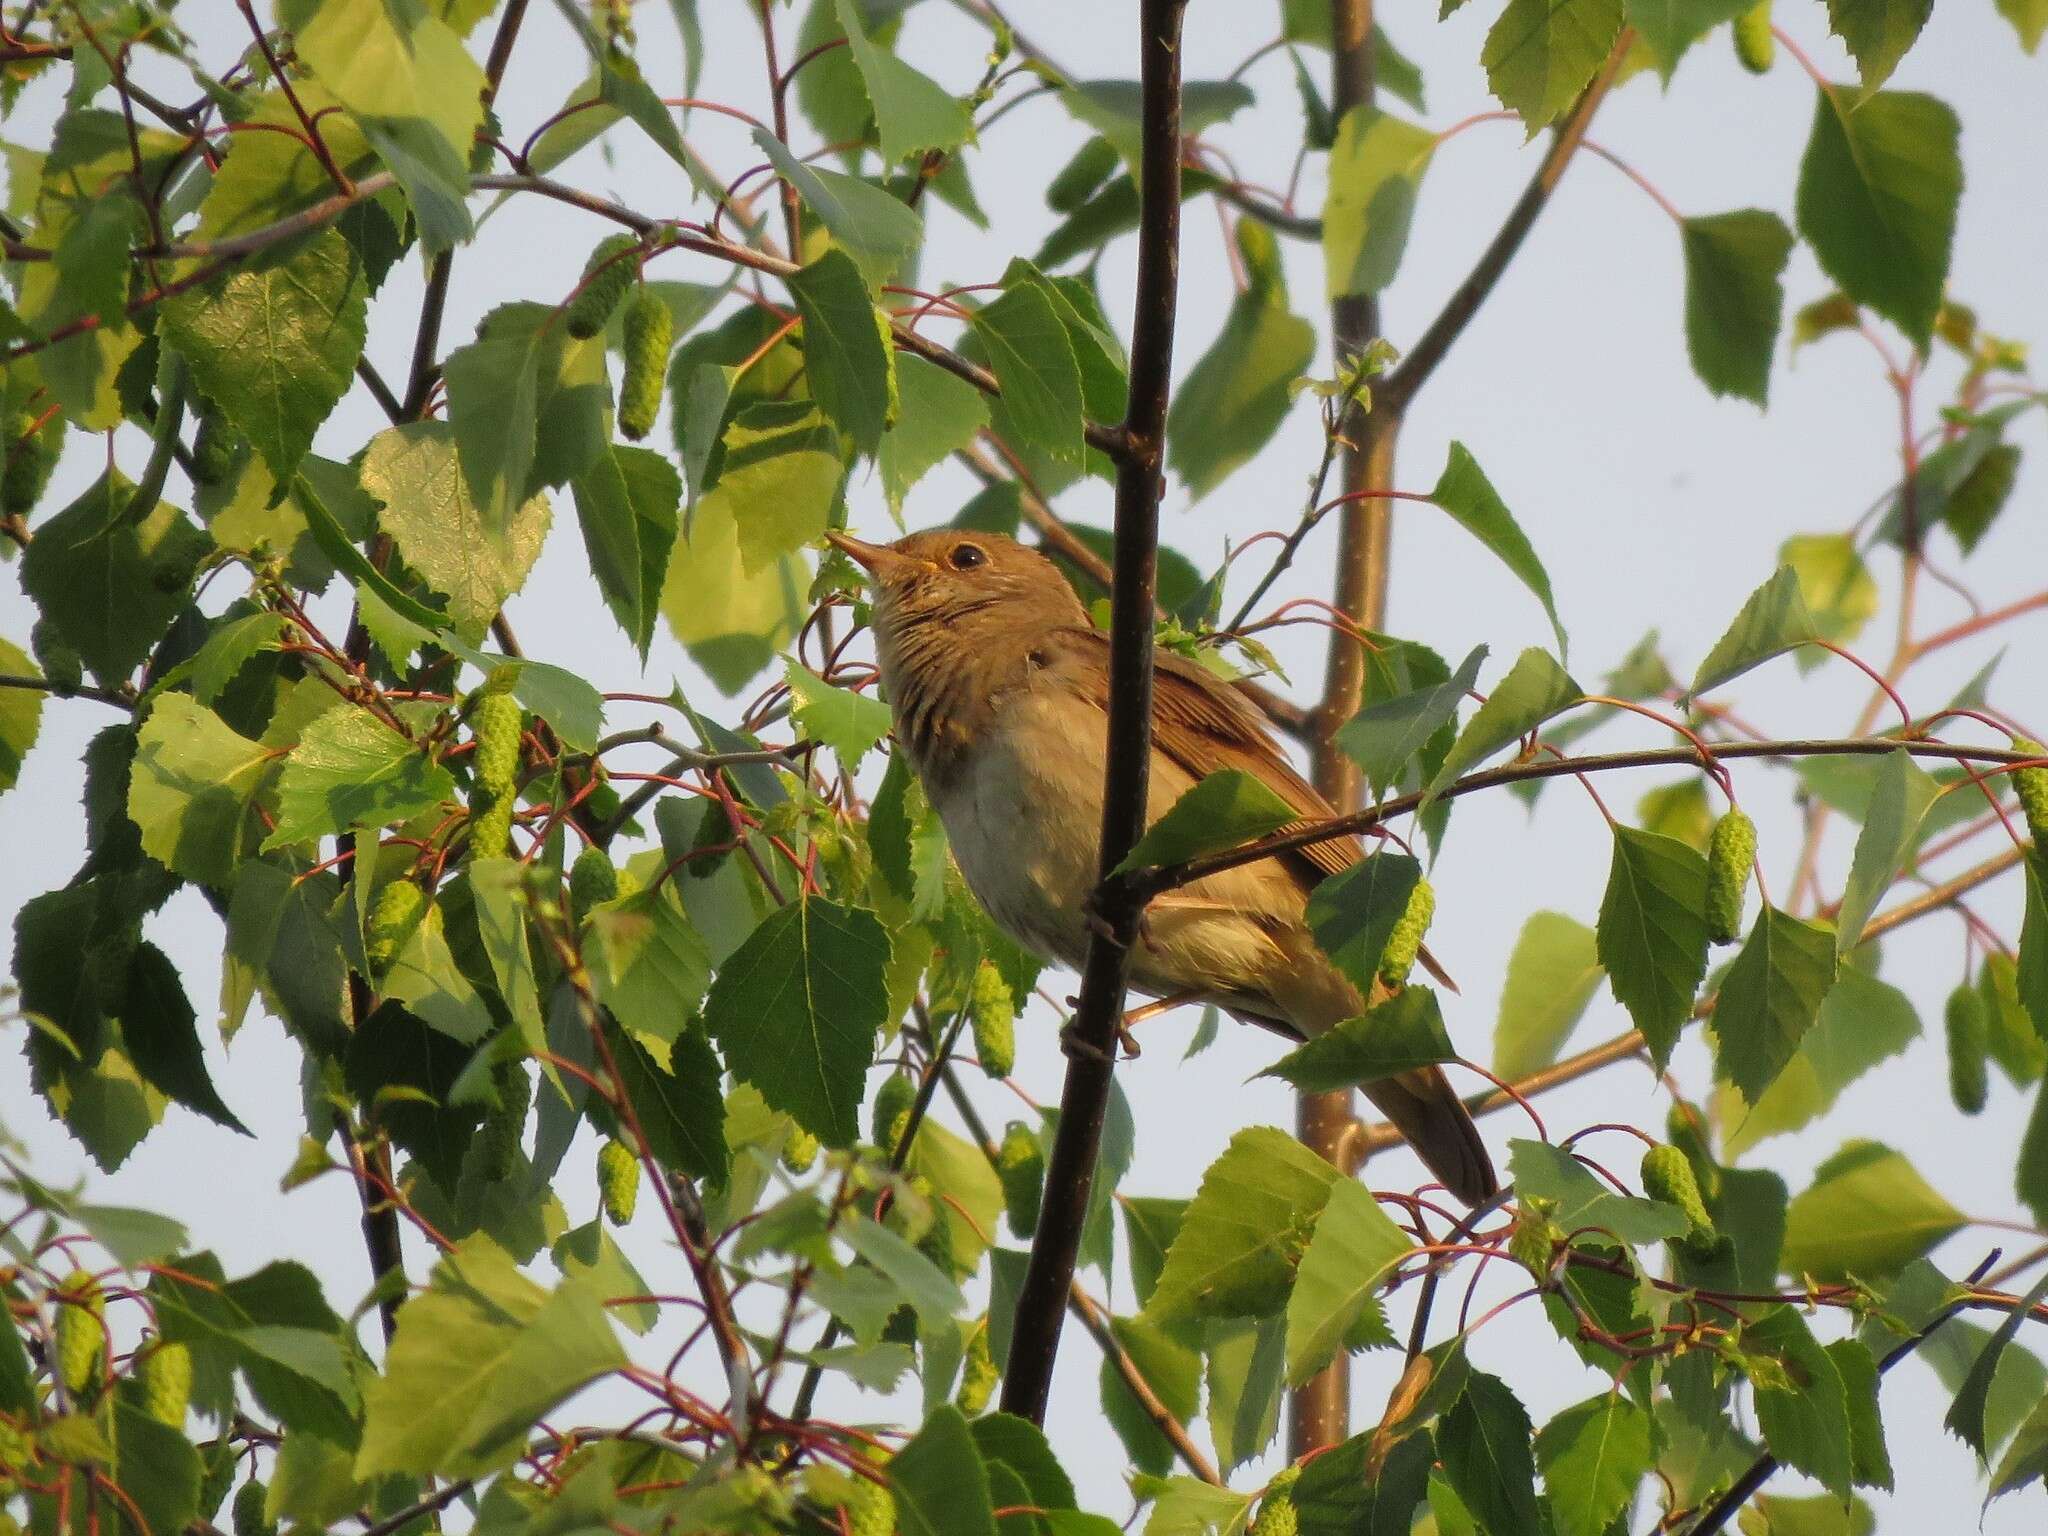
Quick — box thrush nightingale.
[827,528,1498,1204]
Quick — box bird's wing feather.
[1050,627,1362,886]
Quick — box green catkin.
[565,234,640,339]
[3,411,58,515]
[1704,809,1757,945]
[968,961,1016,1079]
[140,1341,192,1427]
[1732,2,1775,73]
[568,844,619,923]
[1046,137,1118,212]
[1947,985,1990,1116]
[188,405,240,486]
[872,1073,916,1151]
[1664,1099,1722,1201]
[597,1139,640,1226]
[474,1062,529,1183]
[996,1120,1044,1238]
[782,1124,820,1174]
[1251,1466,1301,1536]
[53,1273,103,1396]
[843,1471,895,1536]
[1641,1144,1721,1257]
[617,289,672,440]
[468,693,523,861]
[364,879,426,975]
[2011,738,2048,848]
[0,1417,30,1468]
[955,1323,996,1414]
[231,1480,274,1536]
[1378,879,1434,988]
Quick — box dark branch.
[998,0,1189,1428]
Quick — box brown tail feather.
[1362,1067,1498,1205]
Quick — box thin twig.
[998,0,1189,1429]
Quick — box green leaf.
[971,279,1087,467]
[1712,906,1841,1103]
[832,0,974,162]
[891,1405,998,1536]
[355,1235,624,1478]
[1689,565,1819,696]
[1261,986,1460,1093]
[1439,1371,1542,1536]
[1625,0,1754,77]
[845,1216,967,1325]
[1305,853,1420,996]
[184,609,285,706]
[441,311,548,532]
[1060,79,1253,181]
[1716,966,1919,1156]
[361,423,552,641]
[1493,912,1603,1079]
[661,486,805,694]
[752,127,922,288]
[1780,532,1879,666]
[1428,445,1566,657]
[1833,749,1941,954]
[119,940,248,1134]
[1534,1393,1653,1536]
[1745,1306,1855,1500]
[1339,644,1486,794]
[443,644,604,754]
[1997,0,2048,50]
[585,887,713,1055]
[788,248,894,459]
[719,401,847,575]
[1292,1429,1434,1535]
[1827,1337,1893,1489]
[610,1022,728,1184]
[1322,107,1435,297]
[1482,0,1625,131]
[1781,1140,1963,1279]
[2019,853,2048,1046]
[19,474,212,685]
[1168,221,1316,498]
[881,354,990,515]
[160,229,368,484]
[1824,0,1932,92]
[1989,1390,2048,1497]
[702,896,889,1147]
[1284,1180,1411,1386]
[1795,87,1960,350]
[0,636,40,795]
[1142,1126,1342,1324]
[127,694,273,888]
[1204,1315,1287,1475]
[1114,770,1300,875]
[2017,1075,2048,1230]
[1427,648,1581,797]
[1681,210,1793,405]
[786,661,892,769]
[571,444,679,659]
[263,709,457,850]
[1509,1139,1689,1246]
[1595,827,1710,1069]
[1738,1496,1875,1536]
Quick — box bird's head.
[825,529,1088,656]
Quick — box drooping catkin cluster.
[597,1139,640,1226]
[1641,1144,1724,1259]
[568,844,620,923]
[1704,809,1756,945]
[140,1341,193,1427]
[365,879,426,975]
[997,1120,1044,1237]
[1379,879,1434,988]
[2,410,58,515]
[618,291,672,440]
[1250,1465,1301,1536]
[872,1073,915,1153]
[466,692,524,861]
[968,960,1015,1078]
[1733,1,1774,72]
[1946,984,1990,1115]
[52,1271,104,1395]
[2012,738,2048,848]
[565,234,640,339]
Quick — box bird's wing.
[1050,626,1361,886]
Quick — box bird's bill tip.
[823,529,896,573]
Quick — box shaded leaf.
[1688,565,1817,697]
[1681,210,1793,404]
[1596,827,1710,1070]
[1261,986,1460,1093]
[1427,647,1581,797]
[1323,107,1435,296]
[1781,1140,1963,1279]
[1712,906,1840,1104]
[1284,1179,1410,1385]
[1116,770,1300,875]
[1428,445,1566,657]
[1493,912,1603,1079]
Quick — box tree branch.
[1293,0,1384,1458]
[1379,32,1632,414]
[998,0,1188,1428]
[1683,1251,2002,1535]
[1135,737,2044,899]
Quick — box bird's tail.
[1361,1068,1498,1206]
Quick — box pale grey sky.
[4,1,2046,1527]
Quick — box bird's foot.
[1058,1022,1116,1066]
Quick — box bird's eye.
[948,542,987,570]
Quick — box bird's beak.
[824,530,911,577]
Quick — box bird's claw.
[1059,1022,1116,1066]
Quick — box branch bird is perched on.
[827,528,1499,1205]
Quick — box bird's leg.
[1062,989,1205,1060]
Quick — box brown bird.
[827,527,1498,1205]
